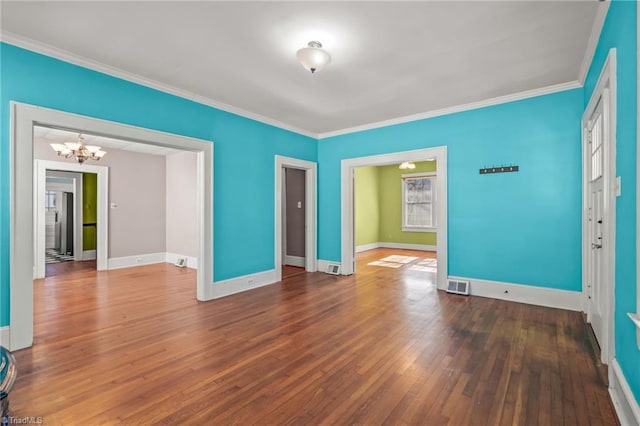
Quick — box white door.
[586,95,607,360]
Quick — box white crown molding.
[578,0,611,85]
[0,31,318,139]
[318,80,582,139]
[2,31,587,142]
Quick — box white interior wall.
[34,137,166,258]
[166,151,198,261]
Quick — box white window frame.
[401,172,436,232]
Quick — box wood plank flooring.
[9,248,618,425]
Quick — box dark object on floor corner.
[0,346,17,424]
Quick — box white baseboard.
[355,242,380,253]
[0,326,10,348]
[610,359,640,426]
[448,275,582,311]
[212,269,278,299]
[317,259,343,275]
[356,242,437,252]
[83,250,96,260]
[108,252,166,270]
[165,252,198,269]
[284,255,305,267]
[379,242,437,251]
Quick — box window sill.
[402,227,437,233]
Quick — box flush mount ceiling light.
[50,133,106,164]
[296,41,331,74]
[399,161,416,170]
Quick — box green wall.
[379,161,437,246]
[355,166,380,246]
[82,173,97,251]
[355,161,437,248]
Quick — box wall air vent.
[326,264,341,275]
[446,279,470,296]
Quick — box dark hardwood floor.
[282,264,306,279]
[10,248,618,425]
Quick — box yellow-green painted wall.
[355,166,380,246]
[82,173,97,251]
[355,161,437,248]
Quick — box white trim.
[165,252,198,269]
[448,275,582,311]
[83,250,96,260]
[341,147,448,290]
[35,160,108,278]
[275,156,318,282]
[578,1,611,85]
[0,32,315,139]
[379,242,437,252]
[319,82,581,139]
[355,243,380,253]
[0,326,9,348]
[107,252,166,270]
[581,49,617,365]
[317,259,342,275]
[10,102,214,351]
[211,269,278,299]
[284,255,305,268]
[609,359,640,426]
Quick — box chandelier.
[399,161,416,170]
[50,133,106,164]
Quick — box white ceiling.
[2,1,602,137]
[34,126,183,156]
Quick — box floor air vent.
[326,264,341,275]
[446,279,470,295]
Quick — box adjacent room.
[0,1,637,425]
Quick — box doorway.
[353,160,438,284]
[9,102,213,351]
[43,170,90,277]
[282,167,307,279]
[582,49,616,365]
[341,146,448,289]
[274,155,317,282]
[34,159,108,279]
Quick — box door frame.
[35,161,109,278]
[9,102,214,351]
[44,171,83,262]
[581,48,617,365]
[340,146,448,289]
[274,155,317,281]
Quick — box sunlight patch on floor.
[368,260,403,268]
[368,255,437,271]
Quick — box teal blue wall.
[584,0,638,404]
[0,43,316,326]
[318,89,583,290]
